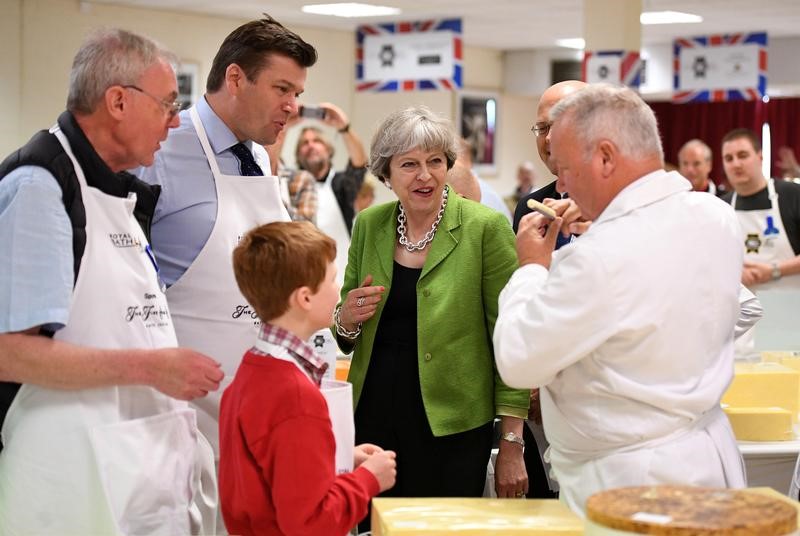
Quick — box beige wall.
[2,0,534,203]
[0,0,22,156]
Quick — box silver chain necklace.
[397,187,449,252]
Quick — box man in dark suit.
[512,80,588,499]
[513,80,587,234]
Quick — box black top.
[355,261,423,426]
[513,180,560,233]
[721,179,800,255]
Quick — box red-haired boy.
[220,221,396,535]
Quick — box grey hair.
[368,105,459,183]
[549,84,663,163]
[678,138,712,162]
[67,28,177,114]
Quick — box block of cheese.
[722,362,800,421]
[761,351,800,364]
[762,351,800,374]
[724,406,794,441]
[372,497,583,535]
[748,487,800,530]
[585,485,797,535]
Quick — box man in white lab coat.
[494,84,746,515]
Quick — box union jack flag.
[356,18,462,92]
[582,50,642,88]
[673,32,767,103]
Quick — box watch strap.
[501,431,525,447]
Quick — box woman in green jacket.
[335,106,530,506]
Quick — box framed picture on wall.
[457,91,498,175]
[176,62,200,111]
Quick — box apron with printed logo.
[316,170,350,286]
[166,107,290,460]
[254,339,355,474]
[0,125,216,536]
[731,179,800,358]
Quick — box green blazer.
[338,186,530,437]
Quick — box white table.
[739,439,800,495]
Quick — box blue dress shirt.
[0,166,73,333]
[133,96,264,286]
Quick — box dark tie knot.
[230,142,265,176]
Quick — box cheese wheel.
[586,486,797,535]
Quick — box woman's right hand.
[340,274,385,331]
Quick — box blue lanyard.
[144,244,167,293]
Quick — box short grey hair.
[368,106,459,183]
[67,28,177,114]
[549,84,663,163]
[678,138,712,162]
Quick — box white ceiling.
[89,0,800,50]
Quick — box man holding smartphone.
[294,102,367,283]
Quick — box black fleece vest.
[0,114,161,283]
[0,112,161,446]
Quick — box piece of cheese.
[372,497,583,535]
[724,406,794,441]
[761,351,800,367]
[722,362,800,421]
[585,486,797,535]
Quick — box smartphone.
[299,105,326,120]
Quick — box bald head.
[535,80,586,176]
[447,161,481,202]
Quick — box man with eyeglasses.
[133,16,318,527]
[508,80,589,501]
[0,29,222,535]
[513,80,588,235]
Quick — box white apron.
[254,340,355,474]
[316,170,350,286]
[166,107,289,457]
[0,125,216,536]
[544,393,745,516]
[731,179,800,358]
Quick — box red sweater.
[219,351,379,536]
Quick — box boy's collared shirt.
[254,323,328,386]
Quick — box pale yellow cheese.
[724,406,794,441]
[722,362,800,421]
[371,497,583,535]
[761,351,800,369]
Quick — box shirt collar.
[257,323,328,385]
[595,169,691,225]
[196,96,251,156]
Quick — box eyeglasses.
[123,85,182,118]
[531,122,552,137]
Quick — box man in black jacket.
[513,80,587,234]
[511,80,588,500]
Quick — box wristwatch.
[771,262,782,281]
[501,431,525,448]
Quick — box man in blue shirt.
[0,29,223,534]
[134,15,318,467]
